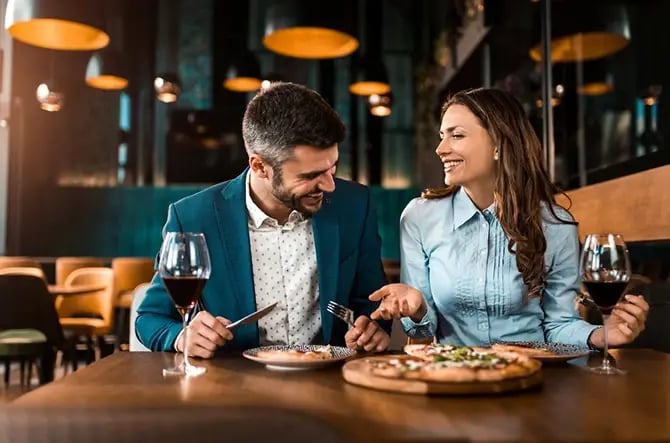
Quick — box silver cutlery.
[326,300,355,327]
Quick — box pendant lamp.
[262,0,358,59]
[154,73,181,103]
[529,2,630,63]
[223,51,262,93]
[5,0,109,51]
[577,59,614,96]
[86,49,128,90]
[36,82,64,112]
[350,57,390,96]
[368,92,392,117]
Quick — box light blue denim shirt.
[400,187,598,347]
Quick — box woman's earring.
[494,150,500,161]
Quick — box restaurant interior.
[0,0,668,442]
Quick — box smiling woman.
[366,87,649,352]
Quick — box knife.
[225,302,278,330]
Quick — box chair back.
[58,267,115,334]
[55,257,105,286]
[0,266,47,280]
[129,283,151,351]
[111,257,155,300]
[0,257,42,271]
[0,274,64,349]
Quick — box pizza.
[255,345,334,361]
[490,343,556,359]
[366,343,541,383]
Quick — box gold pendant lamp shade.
[86,49,128,90]
[577,60,614,96]
[529,2,630,63]
[368,92,392,117]
[350,57,390,96]
[223,51,262,92]
[154,73,181,104]
[262,0,358,59]
[5,0,109,51]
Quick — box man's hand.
[368,283,427,322]
[175,311,233,359]
[344,316,390,352]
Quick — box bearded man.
[136,82,391,357]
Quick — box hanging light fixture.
[368,92,392,117]
[261,73,284,90]
[262,0,358,59]
[85,49,128,90]
[350,57,390,96]
[577,60,614,96]
[529,2,630,63]
[36,82,64,112]
[223,51,262,93]
[154,73,181,103]
[5,0,109,51]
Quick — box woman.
[369,88,648,349]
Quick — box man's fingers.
[357,321,380,349]
[623,294,650,312]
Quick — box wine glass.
[159,232,211,377]
[580,233,631,375]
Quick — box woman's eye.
[452,133,464,139]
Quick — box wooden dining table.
[6,349,670,442]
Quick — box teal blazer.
[136,170,390,351]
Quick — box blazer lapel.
[212,170,258,346]
[312,198,339,344]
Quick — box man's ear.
[249,155,269,178]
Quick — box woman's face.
[436,104,497,188]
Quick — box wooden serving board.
[342,355,543,395]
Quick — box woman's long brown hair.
[423,88,576,300]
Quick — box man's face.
[269,145,338,217]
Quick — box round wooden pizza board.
[342,355,543,395]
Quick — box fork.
[326,300,355,328]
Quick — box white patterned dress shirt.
[245,174,322,346]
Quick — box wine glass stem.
[182,311,190,371]
[601,314,610,370]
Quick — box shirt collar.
[245,172,304,228]
[452,187,496,230]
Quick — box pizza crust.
[255,345,334,361]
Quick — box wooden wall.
[557,165,670,242]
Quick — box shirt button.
[481,223,487,228]
[480,250,486,256]
[478,277,484,283]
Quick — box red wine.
[162,277,206,309]
[583,281,627,314]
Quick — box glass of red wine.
[580,233,631,375]
[159,232,211,377]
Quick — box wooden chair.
[0,257,42,272]
[111,257,155,349]
[55,257,105,286]
[0,266,47,280]
[57,267,115,367]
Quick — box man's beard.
[271,171,324,217]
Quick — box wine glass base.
[586,365,626,376]
[162,364,207,377]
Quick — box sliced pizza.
[366,343,541,383]
[255,345,334,361]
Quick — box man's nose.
[318,172,336,192]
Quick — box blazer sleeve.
[348,189,392,334]
[135,203,185,352]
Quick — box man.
[136,82,391,358]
